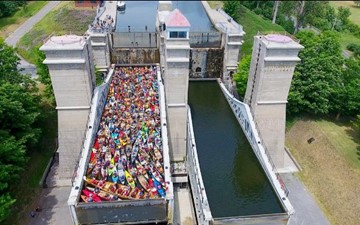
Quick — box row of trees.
[234,30,360,118]
[0,39,42,221]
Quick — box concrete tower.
[40,35,95,180]
[158,8,191,161]
[244,34,303,169]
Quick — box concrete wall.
[189,32,222,48]
[212,213,289,225]
[75,199,168,224]
[111,48,159,64]
[167,106,187,161]
[57,109,90,179]
[89,33,111,70]
[190,48,223,78]
[47,64,93,107]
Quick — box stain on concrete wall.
[111,48,159,64]
[190,48,223,78]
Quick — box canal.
[115,1,216,32]
[188,81,284,218]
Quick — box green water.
[188,81,284,218]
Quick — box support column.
[244,34,303,169]
[159,8,191,161]
[40,35,95,180]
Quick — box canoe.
[83,176,133,200]
[125,170,135,189]
[111,174,119,183]
[135,160,148,179]
[86,186,118,201]
[152,177,165,198]
[155,160,164,174]
[82,189,102,202]
[117,164,126,184]
[137,174,151,191]
[131,144,139,163]
[154,148,162,160]
[81,195,90,203]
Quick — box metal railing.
[219,81,290,198]
[249,107,290,197]
[112,32,158,48]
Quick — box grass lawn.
[340,31,360,50]
[207,2,285,58]
[237,5,285,58]
[286,118,360,225]
[330,1,360,26]
[208,1,223,9]
[0,1,48,39]
[16,1,96,64]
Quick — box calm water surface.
[189,81,284,218]
[115,1,215,32]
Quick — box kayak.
[82,189,102,202]
[125,170,135,189]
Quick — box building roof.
[165,9,190,27]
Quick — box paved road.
[4,1,60,78]
[5,1,60,47]
[283,173,331,225]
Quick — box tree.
[337,58,360,116]
[223,1,241,21]
[35,47,55,105]
[272,1,279,24]
[0,1,27,18]
[336,6,351,30]
[0,39,41,222]
[280,1,329,33]
[234,55,251,100]
[287,30,344,115]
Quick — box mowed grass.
[237,5,285,57]
[340,31,360,50]
[329,1,360,51]
[286,118,360,225]
[207,1,223,9]
[0,1,48,39]
[330,1,360,26]
[16,1,96,64]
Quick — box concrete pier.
[244,34,303,170]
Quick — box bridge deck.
[189,81,284,218]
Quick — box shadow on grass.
[345,122,360,161]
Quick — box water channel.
[115,1,216,32]
[189,81,284,218]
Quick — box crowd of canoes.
[81,66,167,203]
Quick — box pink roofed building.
[165,8,191,28]
[165,8,191,39]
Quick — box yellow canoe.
[125,170,135,189]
